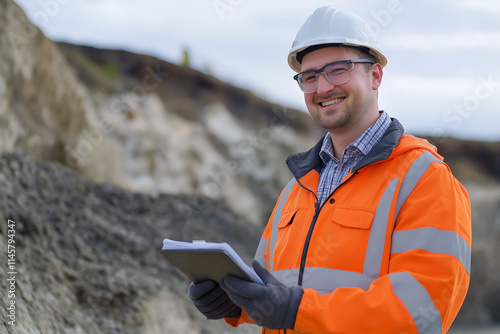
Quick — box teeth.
[322,97,344,107]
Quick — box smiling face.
[301,47,383,137]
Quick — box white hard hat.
[288,7,387,72]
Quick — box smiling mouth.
[321,97,345,107]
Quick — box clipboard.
[161,238,264,285]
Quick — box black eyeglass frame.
[293,59,376,93]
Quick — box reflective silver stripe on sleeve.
[269,178,296,273]
[362,178,399,279]
[275,267,373,294]
[395,151,443,217]
[387,152,445,333]
[253,237,268,268]
[389,272,443,333]
[391,227,471,274]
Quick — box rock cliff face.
[0,153,261,334]
[54,41,324,226]
[0,0,90,163]
[0,0,499,332]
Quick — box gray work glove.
[220,260,303,330]
[188,280,242,319]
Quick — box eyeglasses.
[293,59,375,93]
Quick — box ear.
[370,63,383,91]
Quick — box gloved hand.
[220,260,303,330]
[188,280,242,319]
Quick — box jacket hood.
[390,133,442,160]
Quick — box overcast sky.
[13,0,500,141]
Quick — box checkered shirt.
[316,111,391,205]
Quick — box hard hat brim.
[288,42,387,73]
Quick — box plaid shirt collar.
[319,111,390,165]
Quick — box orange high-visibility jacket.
[227,119,471,333]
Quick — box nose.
[316,72,335,95]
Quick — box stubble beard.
[314,98,356,135]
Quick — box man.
[188,7,471,333]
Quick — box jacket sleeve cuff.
[293,288,314,333]
[224,310,256,327]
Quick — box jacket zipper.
[298,202,320,286]
[296,171,358,286]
